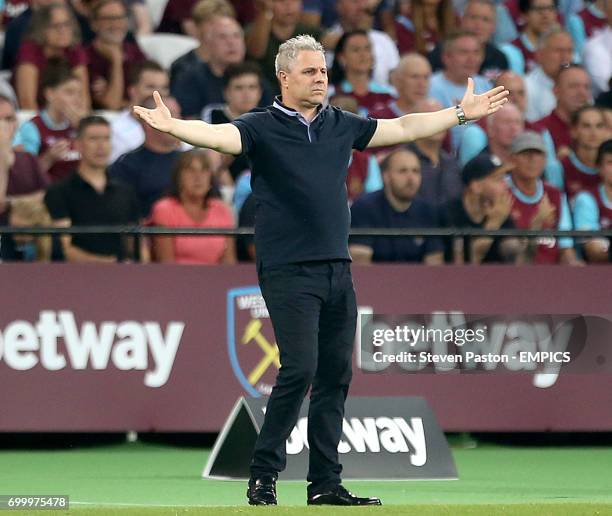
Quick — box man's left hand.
[460,78,509,121]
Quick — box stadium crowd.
[0,0,610,264]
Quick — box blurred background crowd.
[0,0,610,265]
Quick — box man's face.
[555,68,592,114]
[512,149,546,180]
[496,73,527,113]
[0,100,17,140]
[488,104,524,147]
[47,78,82,113]
[224,73,262,115]
[45,7,74,49]
[473,168,508,201]
[130,70,170,105]
[393,56,431,105]
[572,109,609,151]
[539,33,574,78]
[273,0,302,26]
[383,151,422,202]
[77,124,111,168]
[600,154,612,186]
[462,1,496,44]
[279,50,328,107]
[336,0,371,29]
[525,0,558,35]
[93,0,128,45]
[442,35,484,82]
[205,16,245,66]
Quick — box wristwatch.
[455,104,467,125]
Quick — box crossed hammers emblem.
[241,319,281,385]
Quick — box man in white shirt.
[321,0,399,86]
[524,28,574,122]
[583,0,612,97]
[110,61,169,163]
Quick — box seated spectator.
[582,0,612,97]
[506,131,582,264]
[206,61,263,182]
[245,0,321,94]
[303,0,396,35]
[566,0,607,56]
[322,0,399,86]
[171,13,248,118]
[169,0,236,85]
[554,106,610,198]
[370,53,432,120]
[0,94,50,260]
[429,30,492,151]
[349,148,444,265]
[429,0,510,80]
[150,149,235,264]
[44,115,142,262]
[84,0,146,110]
[459,102,524,165]
[5,198,54,261]
[440,153,522,264]
[13,3,90,110]
[573,139,612,262]
[407,98,463,208]
[109,95,183,216]
[524,29,575,122]
[328,30,395,117]
[110,60,170,163]
[395,0,456,55]
[14,64,85,182]
[532,64,592,158]
[509,0,560,73]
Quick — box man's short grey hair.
[274,34,325,75]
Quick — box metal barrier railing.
[0,226,611,238]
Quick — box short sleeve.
[341,110,378,151]
[573,191,600,231]
[13,120,41,155]
[150,197,175,226]
[232,111,262,155]
[15,39,42,66]
[44,183,69,220]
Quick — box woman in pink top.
[150,150,236,264]
[14,4,91,110]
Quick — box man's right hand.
[133,91,174,133]
[484,190,512,230]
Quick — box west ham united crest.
[227,287,279,397]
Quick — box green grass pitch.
[2,440,612,515]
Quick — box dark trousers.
[250,259,357,493]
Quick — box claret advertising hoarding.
[1,264,611,431]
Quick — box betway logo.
[286,416,426,466]
[0,311,184,387]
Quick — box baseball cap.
[511,131,547,154]
[461,152,504,184]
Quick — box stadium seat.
[144,0,169,29]
[136,33,199,70]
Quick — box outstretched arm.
[367,78,509,148]
[133,91,243,155]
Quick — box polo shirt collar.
[41,110,70,131]
[272,96,323,126]
[568,150,598,175]
[506,174,544,204]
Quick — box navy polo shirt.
[350,190,443,263]
[232,98,377,267]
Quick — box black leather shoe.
[247,476,277,505]
[307,484,382,506]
